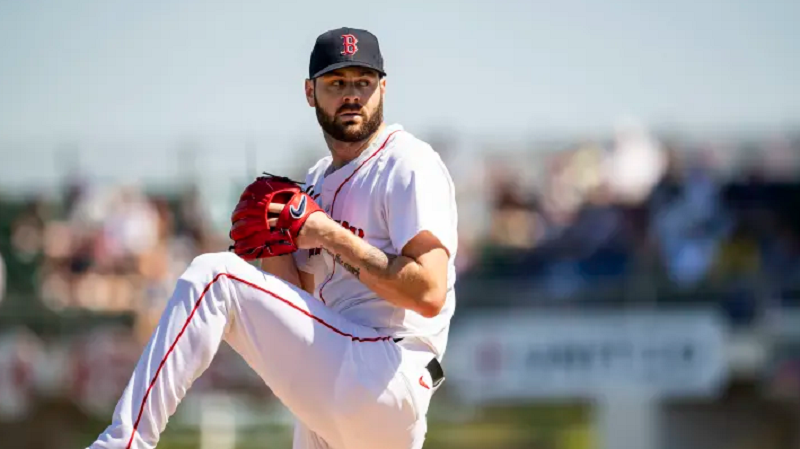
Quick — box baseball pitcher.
[88,27,458,449]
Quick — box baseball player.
[88,27,458,449]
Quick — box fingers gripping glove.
[229,173,324,260]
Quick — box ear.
[305,79,315,107]
[379,77,386,96]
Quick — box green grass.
[63,400,596,449]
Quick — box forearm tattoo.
[334,253,361,278]
[323,247,398,280]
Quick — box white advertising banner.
[444,309,729,403]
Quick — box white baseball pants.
[87,252,435,449]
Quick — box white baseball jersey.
[294,123,458,358]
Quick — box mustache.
[337,104,364,114]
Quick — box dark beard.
[315,97,384,143]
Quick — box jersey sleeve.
[384,151,458,256]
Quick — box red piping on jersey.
[126,272,392,449]
[318,264,336,304]
[318,129,402,304]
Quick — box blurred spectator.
[488,179,540,250]
[761,221,800,284]
[0,252,5,306]
[649,151,730,288]
[711,223,761,281]
[100,186,160,264]
[604,119,667,205]
[10,198,48,263]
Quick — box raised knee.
[188,251,245,275]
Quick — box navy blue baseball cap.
[309,27,386,79]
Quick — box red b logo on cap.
[341,34,358,56]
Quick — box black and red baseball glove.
[229,173,323,260]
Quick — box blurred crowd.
[0,180,227,331]
[456,123,800,324]
[0,181,264,433]
[0,125,799,325]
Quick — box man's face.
[306,67,385,142]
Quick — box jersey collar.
[320,123,403,191]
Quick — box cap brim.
[311,61,386,79]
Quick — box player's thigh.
[202,253,404,434]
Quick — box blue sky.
[1,0,798,192]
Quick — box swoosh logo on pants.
[289,195,307,219]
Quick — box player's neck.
[326,122,386,169]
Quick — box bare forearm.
[318,226,440,316]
